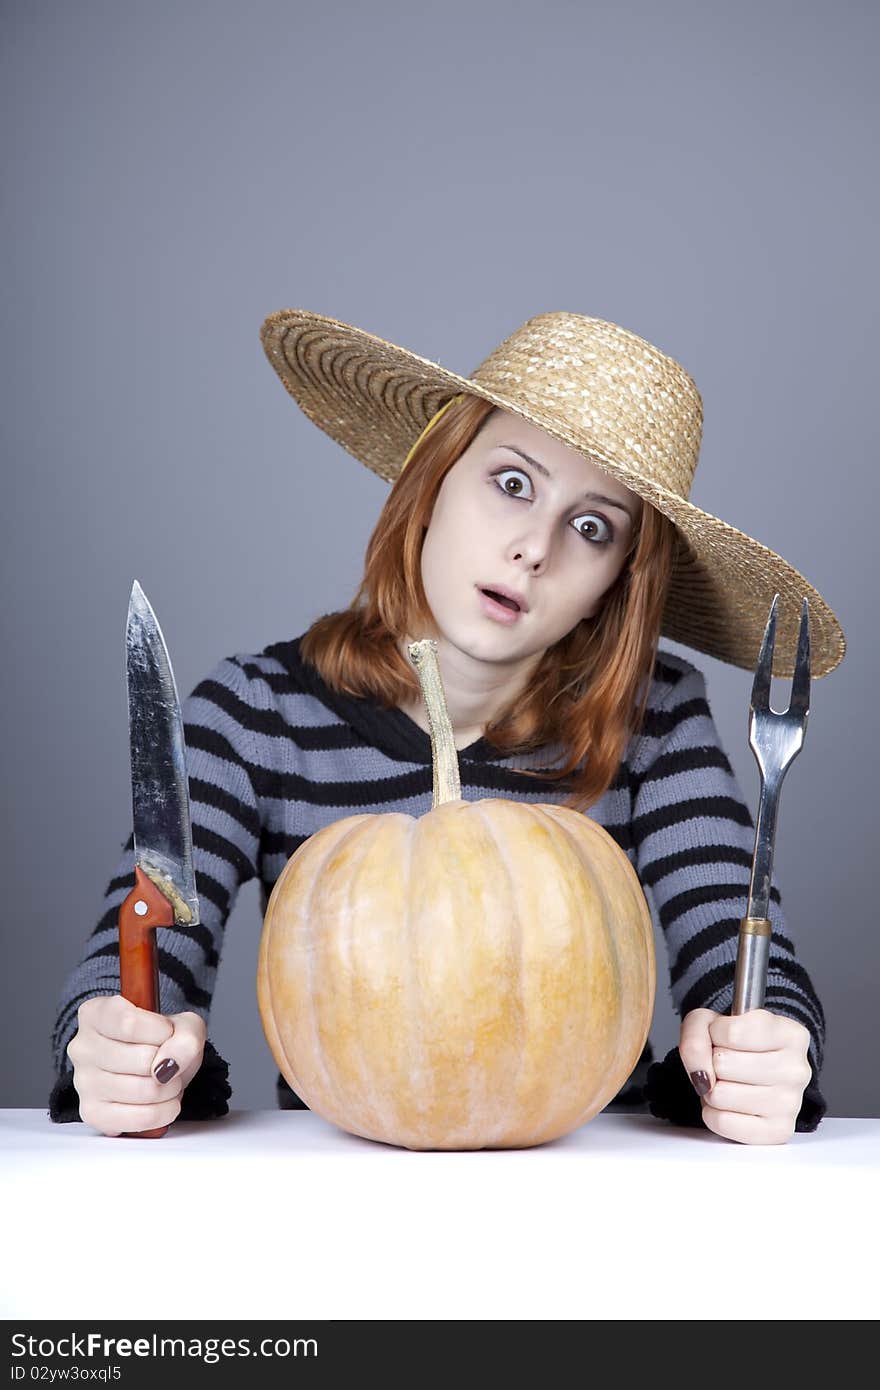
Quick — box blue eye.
[491,468,615,546]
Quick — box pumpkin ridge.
[260,845,322,1106]
[257,892,303,1102]
[580,818,626,1105]
[543,808,655,973]
[471,799,526,1145]
[522,804,639,1135]
[401,813,425,1139]
[537,804,654,1105]
[615,831,656,1039]
[492,800,605,1143]
[306,817,379,1122]
[344,814,406,1137]
[407,803,477,1144]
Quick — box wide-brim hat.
[260,308,845,677]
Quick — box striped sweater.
[48,635,827,1130]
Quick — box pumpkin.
[257,639,655,1150]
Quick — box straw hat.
[260,309,845,677]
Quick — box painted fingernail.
[690,1070,711,1096]
[154,1058,179,1084]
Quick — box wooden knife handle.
[118,864,174,1138]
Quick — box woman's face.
[418,407,643,667]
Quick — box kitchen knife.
[118,580,200,1138]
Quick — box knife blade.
[118,579,200,1138]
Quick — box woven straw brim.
[261,310,845,679]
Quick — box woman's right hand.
[66,995,207,1136]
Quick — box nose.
[508,519,554,571]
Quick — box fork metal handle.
[747,780,781,921]
[732,917,772,1014]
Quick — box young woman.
[51,309,845,1145]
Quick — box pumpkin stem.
[407,639,462,807]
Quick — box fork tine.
[751,593,779,711]
[788,598,811,717]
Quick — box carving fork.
[732,595,811,1014]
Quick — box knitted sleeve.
[48,655,263,1124]
[630,661,827,1132]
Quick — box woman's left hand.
[678,1007,813,1145]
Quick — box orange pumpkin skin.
[257,796,655,1151]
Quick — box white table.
[2,1109,878,1320]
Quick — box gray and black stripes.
[50,636,825,1085]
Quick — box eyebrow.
[494,444,636,522]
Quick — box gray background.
[3,1,877,1116]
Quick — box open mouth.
[480,588,521,612]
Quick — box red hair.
[299,394,678,812]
